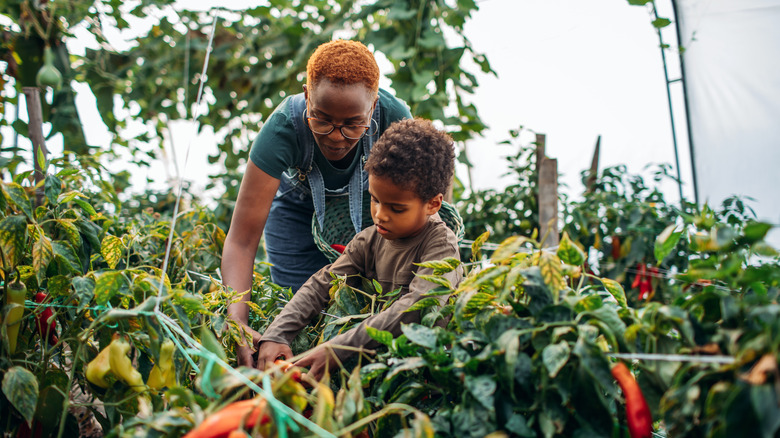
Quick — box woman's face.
[304,79,376,162]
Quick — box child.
[255,118,463,380]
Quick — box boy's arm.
[325,233,462,359]
[256,234,367,367]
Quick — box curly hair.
[365,118,455,201]
[306,40,379,93]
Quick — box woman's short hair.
[306,40,380,94]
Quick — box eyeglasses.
[305,114,371,140]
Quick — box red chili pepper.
[611,235,621,260]
[330,244,346,254]
[182,398,270,438]
[632,264,655,301]
[611,362,652,438]
[274,359,302,382]
[34,292,58,346]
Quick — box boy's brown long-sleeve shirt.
[259,214,462,358]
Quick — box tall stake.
[23,87,47,206]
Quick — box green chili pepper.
[4,280,27,354]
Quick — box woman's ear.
[425,194,443,215]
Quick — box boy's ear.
[425,194,443,215]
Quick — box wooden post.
[535,133,546,169]
[23,87,47,206]
[586,135,601,193]
[538,157,559,248]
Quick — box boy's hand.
[235,325,263,368]
[256,340,293,371]
[294,343,339,382]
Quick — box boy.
[255,118,463,380]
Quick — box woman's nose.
[327,127,346,141]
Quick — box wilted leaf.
[0,215,28,268]
[557,232,586,266]
[101,234,123,269]
[600,278,627,308]
[55,219,80,247]
[492,235,533,264]
[539,252,566,300]
[471,231,490,262]
[32,230,54,284]
[2,367,39,425]
[404,297,442,313]
[366,326,394,346]
[94,271,130,306]
[2,183,33,220]
[414,274,453,289]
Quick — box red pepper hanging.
[611,362,653,438]
[34,292,58,346]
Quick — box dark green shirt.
[249,88,412,190]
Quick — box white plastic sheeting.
[676,0,780,231]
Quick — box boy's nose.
[374,205,389,222]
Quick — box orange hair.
[306,40,379,94]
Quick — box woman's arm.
[223,161,280,367]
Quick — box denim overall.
[263,93,381,291]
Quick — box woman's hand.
[256,341,294,371]
[234,324,263,368]
[294,343,339,382]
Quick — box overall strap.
[347,101,381,233]
[289,92,382,234]
[288,93,315,182]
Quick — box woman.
[222,40,412,368]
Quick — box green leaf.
[465,375,496,410]
[654,224,682,264]
[539,252,566,301]
[743,221,772,243]
[0,215,28,268]
[557,232,586,266]
[56,190,85,205]
[32,231,54,284]
[43,175,62,205]
[2,366,39,425]
[71,276,95,310]
[94,271,129,306]
[101,234,123,269]
[542,341,571,378]
[652,17,672,28]
[366,326,394,346]
[401,323,437,349]
[600,278,627,308]
[627,0,653,5]
[72,198,97,217]
[1,182,33,220]
[372,279,382,295]
[52,241,81,273]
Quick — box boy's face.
[368,175,442,240]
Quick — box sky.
[0,1,702,210]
